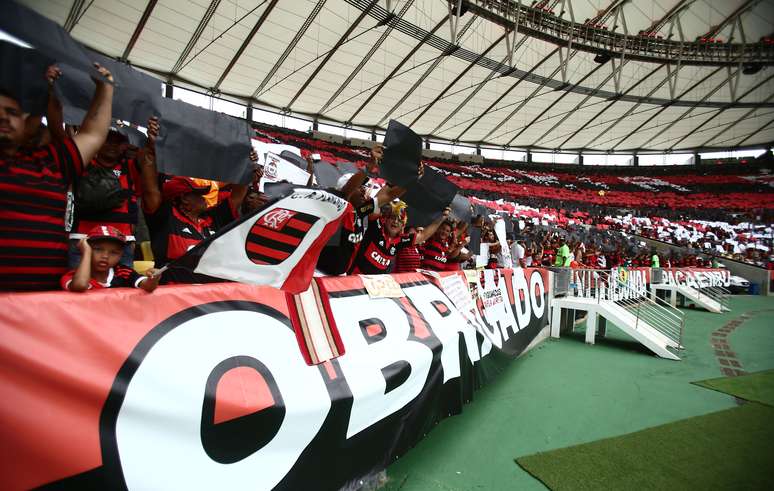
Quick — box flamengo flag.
[168,188,350,293]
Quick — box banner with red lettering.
[660,268,731,288]
[0,269,549,491]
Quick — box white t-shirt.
[510,242,525,262]
[597,255,607,268]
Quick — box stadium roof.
[17,0,774,152]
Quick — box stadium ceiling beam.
[375,15,477,127]
[252,0,328,100]
[484,0,632,146]
[317,0,414,116]
[608,65,725,150]
[531,60,630,148]
[533,0,652,148]
[169,0,223,77]
[408,32,506,128]
[286,0,379,111]
[454,48,558,142]
[581,60,707,149]
[213,0,280,91]
[734,115,774,147]
[551,63,665,149]
[508,62,605,146]
[477,0,571,143]
[574,0,697,149]
[347,0,774,112]
[643,66,745,149]
[63,0,90,32]
[639,0,694,35]
[479,53,566,144]
[346,15,449,123]
[697,89,774,149]
[432,1,555,137]
[459,0,771,65]
[120,0,158,62]
[429,52,510,136]
[586,0,627,26]
[701,0,762,39]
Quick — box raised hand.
[146,116,159,149]
[45,65,62,86]
[92,62,114,84]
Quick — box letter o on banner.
[529,270,546,319]
[106,305,330,490]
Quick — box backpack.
[76,164,128,215]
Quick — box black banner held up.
[155,97,253,184]
[0,40,53,115]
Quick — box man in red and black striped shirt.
[0,64,115,291]
[144,175,248,284]
[349,203,451,275]
[421,221,456,271]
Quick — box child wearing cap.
[61,225,161,293]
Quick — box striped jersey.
[420,238,450,271]
[316,198,376,275]
[145,199,236,284]
[0,138,83,291]
[394,243,421,273]
[349,218,415,275]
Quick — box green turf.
[693,369,774,407]
[515,403,774,490]
[380,296,774,491]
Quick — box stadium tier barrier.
[0,266,736,489]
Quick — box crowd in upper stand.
[2,61,773,295]
[254,122,774,270]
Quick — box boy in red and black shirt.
[62,225,160,292]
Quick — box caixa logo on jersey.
[96,271,548,490]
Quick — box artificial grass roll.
[692,369,774,407]
[515,403,774,490]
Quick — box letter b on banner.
[329,294,433,439]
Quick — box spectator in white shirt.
[510,239,526,268]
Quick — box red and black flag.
[167,187,350,294]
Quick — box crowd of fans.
[253,122,774,270]
[2,61,773,295]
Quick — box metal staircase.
[552,269,685,360]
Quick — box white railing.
[570,269,685,351]
[693,285,730,311]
